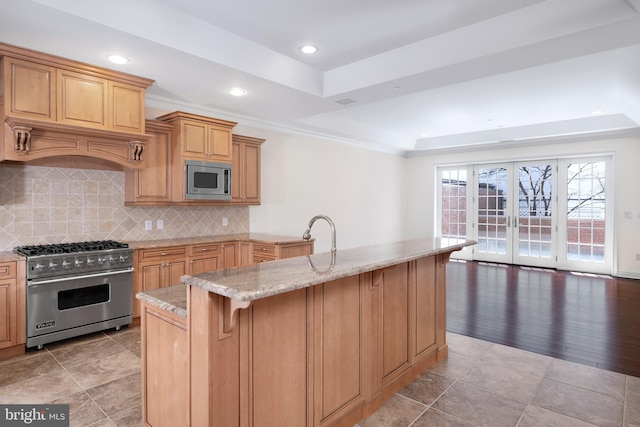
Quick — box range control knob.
[86,257,96,266]
[97,256,106,265]
[34,263,46,272]
[62,260,72,269]
[75,258,85,267]
[48,261,59,270]
[119,254,129,263]
[108,256,116,264]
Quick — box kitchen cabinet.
[134,246,188,317]
[141,301,188,427]
[188,243,220,274]
[0,44,153,169]
[232,134,264,205]
[124,120,173,205]
[154,111,237,204]
[0,260,25,352]
[2,55,147,134]
[251,241,314,265]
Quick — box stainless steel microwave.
[185,160,231,200]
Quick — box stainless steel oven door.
[26,269,133,348]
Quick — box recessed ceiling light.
[590,110,604,115]
[106,54,129,64]
[227,87,247,96]
[299,45,318,54]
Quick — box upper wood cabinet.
[157,111,236,163]
[232,134,264,205]
[2,54,148,134]
[124,120,173,205]
[0,43,153,169]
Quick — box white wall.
[235,125,408,253]
[406,135,640,278]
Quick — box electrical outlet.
[144,220,152,231]
[157,219,164,230]
[222,217,228,227]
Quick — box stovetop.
[15,240,129,257]
[15,240,133,280]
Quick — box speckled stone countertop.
[182,238,475,302]
[126,233,310,249]
[136,285,187,319]
[0,251,26,262]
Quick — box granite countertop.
[136,284,187,319]
[126,233,310,249]
[0,251,26,262]
[182,237,475,302]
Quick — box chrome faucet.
[303,214,336,252]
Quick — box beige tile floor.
[1,326,639,426]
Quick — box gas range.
[15,240,133,280]
[15,240,134,349]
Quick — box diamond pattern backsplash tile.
[0,164,250,250]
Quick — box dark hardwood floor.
[446,260,640,377]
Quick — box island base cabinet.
[186,253,450,427]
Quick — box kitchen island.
[137,237,474,427]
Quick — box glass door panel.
[475,165,511,263]
[514,162,556,267]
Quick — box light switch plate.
[157,219,164,230]
[223,217,228,227]
[144,220,152,230]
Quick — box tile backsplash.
[0,164,249,251]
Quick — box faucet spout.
[303,214,336,252]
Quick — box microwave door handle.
[225,169,230,194]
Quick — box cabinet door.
[3,57,56,121]
[180,120,208,159]
[166,260,187,287]
[190,256,220,275]
[376,263,411,384]
[139,262,163,293]
[207,125,232,162]
[313,275,364,425]
[413,257,437,359]
[125,121,172,204]
[109,81,145,134]
[57,69,108,129]
[0,277,17,349]
[239,242,252,267]
[279,242,314,259]
[242,142,261,203]
[142,305,188,427]
[221,242,238,269]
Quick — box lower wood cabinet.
[0,261,25,351]
[188,243,220,274]
[0,261,26,357]
[141,302,188,427]
[133,246,188,318]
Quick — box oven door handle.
[28,268,134,286]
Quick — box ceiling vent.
[334,98,356,105]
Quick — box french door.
[439,157,612,274]
[474,161,557,267]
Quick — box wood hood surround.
[0,43,154,170]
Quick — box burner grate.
[15,240,129,257]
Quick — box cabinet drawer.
[139,246,187,261]
[189,243,220,256]
[0,262,17,279]
[253,254,276,263]
[252,243,276,256]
